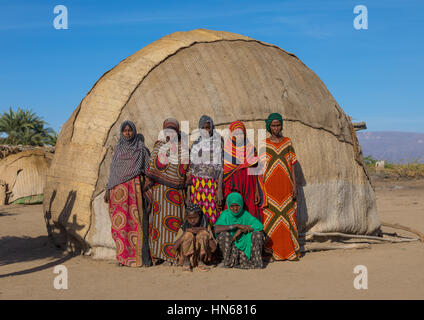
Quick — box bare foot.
[182,258,191,272]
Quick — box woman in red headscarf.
[222,121,266,222]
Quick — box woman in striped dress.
[145,118,189,265]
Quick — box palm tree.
[0,107,58,146]
[47,130,58,146]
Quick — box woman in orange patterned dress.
[262,113,301,261]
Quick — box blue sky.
[0,0,423,133]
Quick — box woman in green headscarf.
[261,112,300,262]
[214,192,264,269]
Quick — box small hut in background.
[0,146,54,205]
[43,29,381,258]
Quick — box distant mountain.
[357,131,424,164]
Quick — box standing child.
[174,204,217,272]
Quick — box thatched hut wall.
[43,29,380,257]
[0,149,53,204]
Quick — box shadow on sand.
[0,235,76,278]
[0,195,80,279]
[0,188,86,278]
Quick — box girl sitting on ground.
[173,203,217,272]
[214,192,264,269]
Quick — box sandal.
[198,262,210,271]
[182,264,192,272]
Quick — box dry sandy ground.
[1,178,423,300]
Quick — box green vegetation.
[364,155,424,178]
[0,107,57,146]
[364,155,377,166]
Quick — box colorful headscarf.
[229,121,246,135]
[223,121,267,209]
[223,121,258,181]
[214,192,264,259]
[265,113,283,133]
[106,120,150,190]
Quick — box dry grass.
[366,161,424,178]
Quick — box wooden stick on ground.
[305,231,420,243]
[302,243,371,253]
[381,221,424,242]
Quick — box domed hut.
[44,29,380,258]
[0,147,53,205]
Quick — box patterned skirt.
[217,231,264,269]
[263,203,300,261]
[149,184,185,262]
[190,175,220,225]
[109,176,151,267]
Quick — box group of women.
[105,113,300,270]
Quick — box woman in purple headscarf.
[104,120,152,267]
